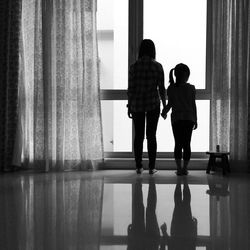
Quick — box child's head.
[138,39,156,60]
[169,63,190,84]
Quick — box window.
[97,0,210,160]
[144,0,207,89]
[97,0,128,90]
[101,101,132,152]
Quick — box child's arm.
[127,65,135,118]
[161,101,172,119]
[158,65,167,108]
[165,102,172,113]
[192,86,198,129]
[193,102,197,129]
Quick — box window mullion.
[129,0,143,65]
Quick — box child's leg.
[146,106,160,170]
[182,121,194,173]
[174,180,182,205]
[182,180,192,218]
[133,112,146,169]
[175,159,182,175]
[172,122,182,174]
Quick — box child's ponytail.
[169,68,175,85]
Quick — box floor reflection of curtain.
[230,183,250,249]
[0,177,35,249]
[0,175,104,250]
[209,195,230,250]
[208,177,230,250]
[77,178,104,250]
[18,0,103,171]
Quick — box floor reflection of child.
[160,179,197,250]
[127,178,160,250]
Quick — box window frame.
[100,0,211,159]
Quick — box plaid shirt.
[127,56,165,112]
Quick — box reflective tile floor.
[0,170,250,250]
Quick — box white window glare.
[97,0,128,90]
[144,0,207,89]
[97,0,209,154]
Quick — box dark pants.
[172,120,194,161]
[132,106,160,169]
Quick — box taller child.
[127,39,166,174]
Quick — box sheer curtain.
[19,0,103,171]
[209,0,250,169]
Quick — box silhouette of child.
[127,39,166,174]
[160,179,197,250]
[161,63,197,175]
[127,179,146,250]
[127,178,161,250]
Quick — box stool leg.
[207,155,215,174]
[206,156,211,174]
[222,156,226,175]
[224,155,230,173]
[211,155,216,172]
[222,155,230,175]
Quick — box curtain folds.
[209,0,250,168]
[0,0,22,171]
[19,0,103,171]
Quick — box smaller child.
[161,63,197,175]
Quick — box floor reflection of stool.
[206,151,230,175]
[206,179,230,200]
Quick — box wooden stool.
[206,151,230,175]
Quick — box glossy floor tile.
[0,170,250,250]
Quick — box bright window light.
[98,0,209,153]
[153,100,210,152]
[144,0,209,152]
[144,0,207,89]
[97,0,128,89]
[101,101,132,152]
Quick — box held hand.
[127,224,132,234]
[160,223,167,235]
[193,122,198,130]
[127,108,133,119]
[127,104,133,118]
[161,107,167,120]
[161,112,167,120]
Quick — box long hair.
[138,39,156,59]
[169,63,190,85]
[169,68,175,85]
